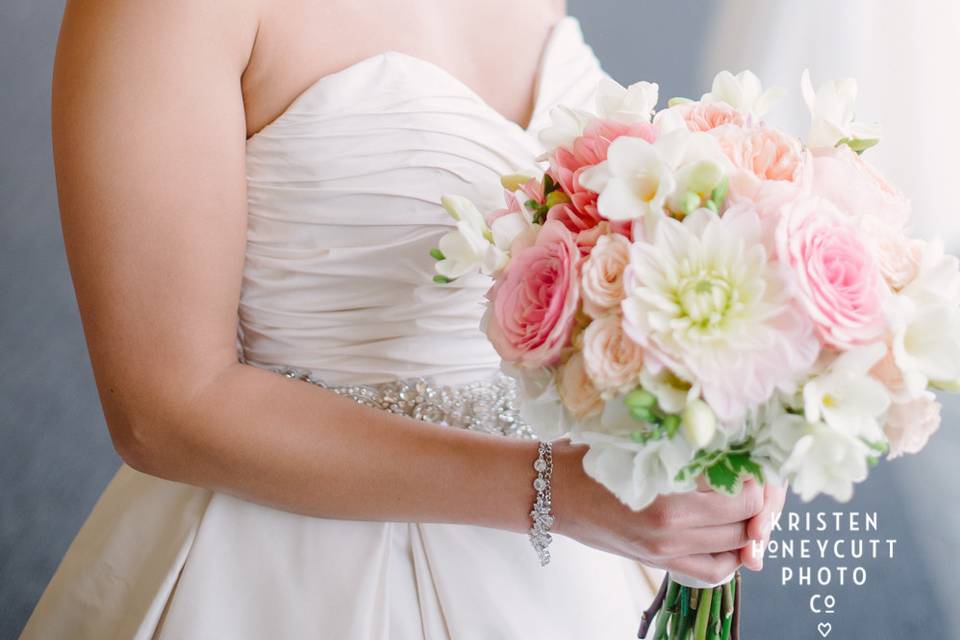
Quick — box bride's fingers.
[661,479,764,528]
[666,551,741,586]
[648,523,751,559]
[742,481,787,570]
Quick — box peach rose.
[557,352,604,418]
[776,196,885,349]
[884,392,941,459]
[581,233,631,318]
[673,102,746,132]
[715,125,806,183]
[859,216,924,290]
[870,343,910,402]
[581,314,644,395]
[810,145,910,229]
[486,220,581,367]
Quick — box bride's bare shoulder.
[56,0,260,78]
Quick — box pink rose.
[884,392,941,459]
[581,233,631,318]
[581,314,644,394]
[810,145,910,230]
[557,352,604,419]
[545,119,653,237]
[776,196,886,349]
[673,102,746,132]
[715,125,806,183]
[486,220,581,367]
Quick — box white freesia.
[801,69,881,149]
[802,343,891,441]
[488,189,537,254]
[621,207,819,423]
[578,137,674,222]
[747,399,801,476]
[596,77,659,123]
[501,362,572,440]
[701,70,785,119]
[576,395,696,510]
[578,128,729,222]
[638,360,700,414]
[779,419,871,502]
[434,195,506,279]
[537,105,594,152]
[888,240,960,395]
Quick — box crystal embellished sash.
[271,367,535,439]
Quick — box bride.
[23,0,784,637]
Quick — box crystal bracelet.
[528,441,555,566]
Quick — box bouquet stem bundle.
[638,572,740,640]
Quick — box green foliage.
[675,440,764,494]
[836,136,879,154]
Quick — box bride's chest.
[241,0,564,139]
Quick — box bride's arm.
[51,0,537,532]
[53,0,779,583]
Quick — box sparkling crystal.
[533,478,546,491]
[533,458,547,472]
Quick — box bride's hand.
[551,440,779,584]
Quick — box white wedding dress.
[21,16,661,639]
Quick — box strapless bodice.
[239,16,605,384]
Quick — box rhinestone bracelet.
[528,441,555,567]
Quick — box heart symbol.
[817,622,832,637]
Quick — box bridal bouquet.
[430,69,959,639]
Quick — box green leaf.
[543,173,557,194]
[706,460,739,494]
[432,274,452,284]
[727,452,764,483]
[429,248,445,261]
[836,137,879,154]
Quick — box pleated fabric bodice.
[239,16,603,385]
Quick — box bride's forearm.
[112,361,539,532]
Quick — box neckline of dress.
[246,15,581,142]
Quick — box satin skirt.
[21,464,662,639]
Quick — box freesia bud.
[681,398,716,448]
[500,173,536,191]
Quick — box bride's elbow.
[106,410,171,477]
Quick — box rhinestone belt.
[271,366,535,439]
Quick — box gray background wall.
[1,2,957,638]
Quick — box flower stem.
[639,575,670,638]
[693,587,713,640]
[721,579,735,640]
[653,580,680,640]
[676,587,693,640]
[731,572,742,640]
[708,586,723,640]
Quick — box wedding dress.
[21,16,661,639]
